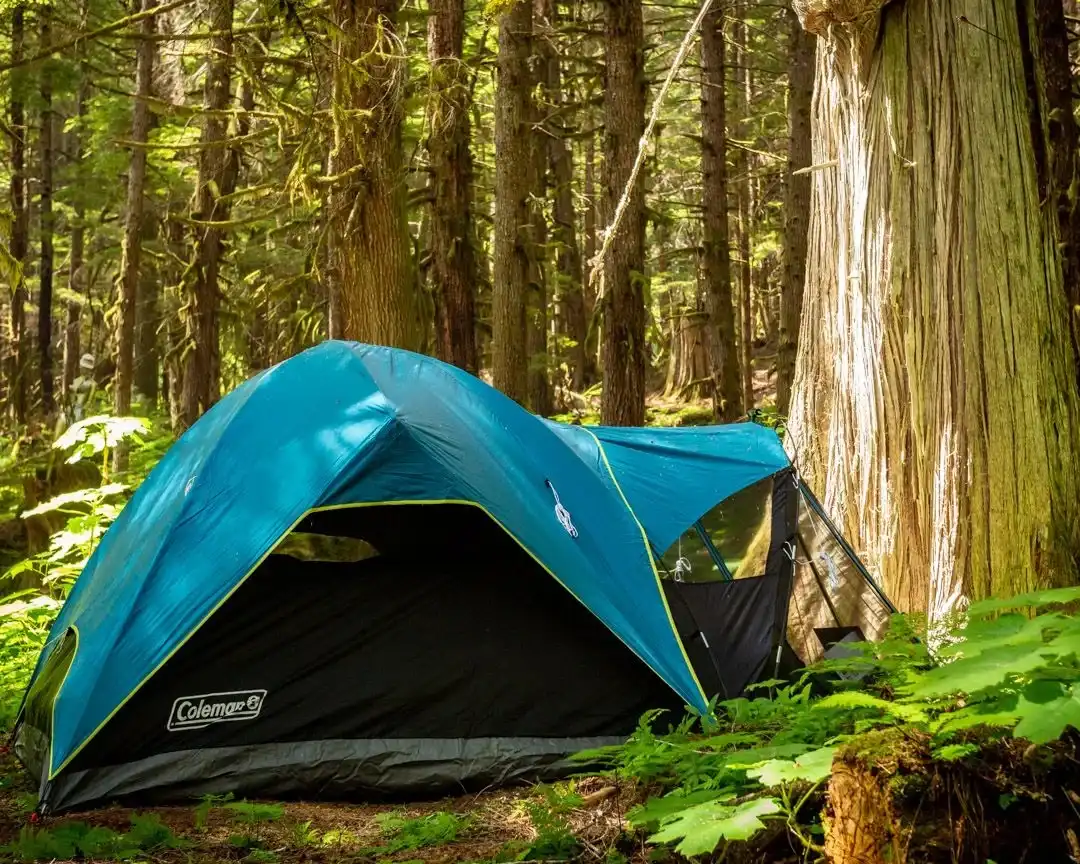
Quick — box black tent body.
[17,468,893,814]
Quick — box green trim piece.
[48,497,685,779]
[581,429,709,708]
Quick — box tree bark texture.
[62,0,90,402]
[427,0,478,373]
[134,207,160,403]
[600,0,646,426]
[788,0,1080,615]
[492,0,533,405]
[701,2,742,421]
[528,0,553,416]
[582,122,599,372]
[776,3,815,415]
[1025,0,1080,385]
[7,4,28,424]
[542,5,590,392]
[39,6,55,413]
[115,0,156,427]
[327,0,420,351]
[734,1,754,411]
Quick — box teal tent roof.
[29,342,791,779]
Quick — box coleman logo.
[166,690,266,731]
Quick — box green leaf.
[815,691,927,722]
[1013,685,1080,744]
[902,642,1061,698]
[967,586,1080,617]
[744,746,836,787]
[648,796,781,856]
[931,743,978,762]
[628,790,733,827]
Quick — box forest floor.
[0,747,660,864]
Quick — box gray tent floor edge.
[42,736,625,814]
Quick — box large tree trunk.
[788,0,1080,616]
[600,0,646,426]
[427,0,478,373]
[701,1,742,421]
[7,4,28,424]
[544,5,590,392]
[492,0,533,404]
[39,5,55,414]
[115,0,157,435]
[776,3,815,415]
[177,0,232,431]
[327,0,419,350]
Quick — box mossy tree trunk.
[115,0,157,437]
[788,0,1080,615]
[776,3,815,415]
[177,0,232,431]
[599,0,647,427]
[327,0,420,351]
[701,1,742,421]
[492,0,533,405]
[427,0,478,373]
[7,4,27,424]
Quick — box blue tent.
[15,342,888,813]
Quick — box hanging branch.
[0,0,197,73]
[585,0,716,293]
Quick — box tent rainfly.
[13,342,894,814]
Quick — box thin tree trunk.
[701,1,742,421]
[7,5,28,424]
[789,0,1080,615]
[61,0,90,404]
[582,117,599,375]
[600,0,647,426]
[492,0,533,404]
[1027,0,1080,383]
[545,4,590,391]
[114,0,156,444]
[134,207,159,403]
[776,2,815,415]
[735,1,754,411]
[527,0,553,415]
[39,5,55,414]
[428,0,478,373]
[177,0,232,431]
[327,0,419,350]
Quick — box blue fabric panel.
[546,422,789,553]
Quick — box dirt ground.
[0,747,656,863]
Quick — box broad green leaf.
[628,789,733,827]
[745,746,836,787]
[1013,684,1080,744]
[648,796,781,856]
[902,642,1061,698]
[967,586,1080,617]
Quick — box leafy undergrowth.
[575,586,1080,862]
